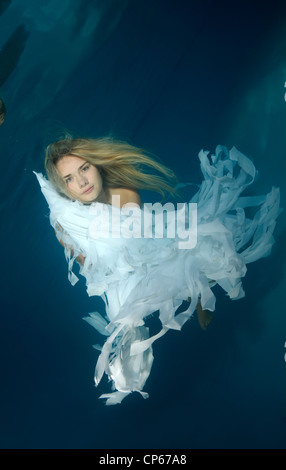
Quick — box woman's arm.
[58,237,85,265]
[56,228,85,265]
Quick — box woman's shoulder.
[108,187,142,208]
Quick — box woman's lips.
[83,185,94,194]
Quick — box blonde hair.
[45,136,179,201]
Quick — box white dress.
[34,146,281,405]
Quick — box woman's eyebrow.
[63,162,88,179]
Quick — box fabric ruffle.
[34,145,281,405]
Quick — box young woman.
[35,136,280,405]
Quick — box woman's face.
[56,155,103,203]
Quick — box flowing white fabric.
[34,146,281,404]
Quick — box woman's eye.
[82,165,90,172]
[65,177,72,184]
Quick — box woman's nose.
[77,175,88,187]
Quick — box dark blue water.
[0,0,285,449]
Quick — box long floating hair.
[44,135,180,201]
